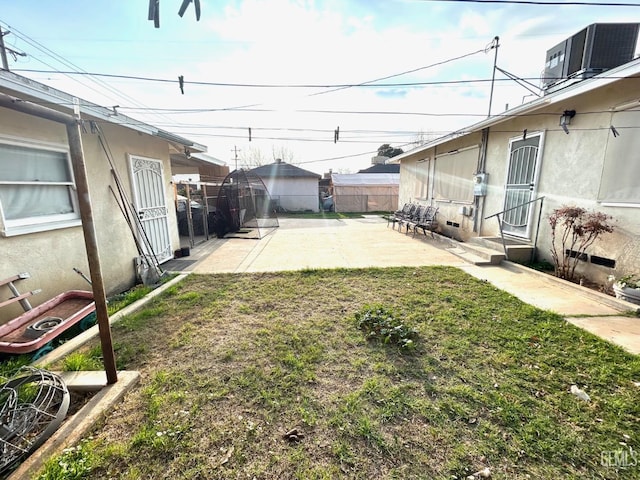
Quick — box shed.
[331,173,399,213]
[249,160,321,212]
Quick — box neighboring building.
[171,152,229,184]
[331,173,399,213]
[358,163,400,174]
[249,160,321,212]
[0,70,210,323]
[396,23,640,283]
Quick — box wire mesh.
[0,366,70,476]
[215,169,279,239]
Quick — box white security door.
[129,155,172,263]
[501,133,544,238]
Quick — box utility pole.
[231,145,240,171]
[0,28,26,71]
[0,27,10,70]
[487,36,500,118]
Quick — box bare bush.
[549,206,614,281]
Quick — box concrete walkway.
[166,216,640,355]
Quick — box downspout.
[474,127,490,234]
[0,92,118,385]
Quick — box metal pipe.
[496,213,509,261]
[0,92,73,125]
[532,197,545,264]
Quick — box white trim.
[611,99,640,112]
[435,199,474,205]
[0,133,69,152]
[601,202,640,208]
[435,144,479,159]
[1,218,81,237]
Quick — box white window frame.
[0,134,80,237]
[413,156,430,201]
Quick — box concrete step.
[468,236,535,264]
[445,246,501,266]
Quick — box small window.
[0,138,80,236]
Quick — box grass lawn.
[37,267,639,479]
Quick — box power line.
[14,68,530,88]
[309,47,489,97]
[1,21,185,128]
[19,96,640,120]
[166,132,422,143]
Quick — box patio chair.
[398,204,425,234]
[388,203,414,230]
[410,206,439,238]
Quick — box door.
[501,133,544,238]
[129,155,172,263]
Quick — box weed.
[0,355,30,379]
[61,350,102,371]
[36,439,96,480]
[354,304,418,350]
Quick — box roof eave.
[0,70,206,153]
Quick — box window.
[433,146,479,203]
[413,158,430,200]
[0,137,80,236]
[598,106,640,206]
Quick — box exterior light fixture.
[559,109,576,134]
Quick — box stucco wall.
[400,77,640,284]
[0,108,179,324]
[261,177,319,212]
[399,134,483,240]
[479,79,640,283]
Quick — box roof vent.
[543,23,640,92]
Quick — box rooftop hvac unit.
[543,23,640,91]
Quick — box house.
[358,163,400,174]
[358,155,400,174]
[249,160,321,212]
[0,70,211,323]
[396,23,640,284]
[331,173,399,213]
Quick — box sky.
[0,0,639,175]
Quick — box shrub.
[548,206,614,281]
[616,274,640,289]
[354,304,417,350]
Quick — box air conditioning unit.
[543,23,640,91]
